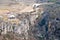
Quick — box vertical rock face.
[31,4,60,40]
[0,9,42,40]
[0,1,60,40]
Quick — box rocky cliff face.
[0,4,44,40]
[31,4,60,40]
[0,1,60,40]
